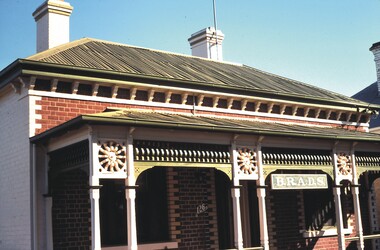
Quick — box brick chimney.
[188,27,225,61]
[32,0,73,53]
[370,42,380,95]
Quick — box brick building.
[3,0,380,249]
[353,42,380,133]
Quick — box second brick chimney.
[32,0,73,53]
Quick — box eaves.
[1,59,379,111]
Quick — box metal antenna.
[213,0,218,32]
[212,0,219,60]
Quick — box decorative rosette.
[336,152,351,176]
[98,141,126,172]
[237,148,257,175]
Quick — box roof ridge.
[90,38,244,67]
[27,37,93,60]
[27,37,243,67]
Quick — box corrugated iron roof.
[89,109,379,140]
[26,38,368,106]
[30,108,380,143]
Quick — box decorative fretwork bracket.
[234,146,259,180]
[94,140,127,179]
[333,151,353,184]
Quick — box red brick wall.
[306,236,338,250]
[304,218,357,250]
[167,167,219,249]
[35,97,193,134]
[266,187,366,250]
[35,96,365,135]
[51,169,91,250]
[36,98,109,134]
[267,190,306,249]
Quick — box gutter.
[0,59,23,90]
[30,116,83,143]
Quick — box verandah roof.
[30,108,380,143]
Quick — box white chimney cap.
[188,27,225,61]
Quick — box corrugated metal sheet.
[85,109,380,141]
[28,38,364,104]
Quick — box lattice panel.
[49,140,89,171]
[262,152,332,166]
[134,140,230,163]
[355,154,380,168]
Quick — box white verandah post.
[89,133,101,250]
[351,149,364,250]
[45,196,53,250]
[126,135,138,250]
[231,141,244,250]
[90,130,136,250]
[89,178,101,250]
[333,186,345,250]
[332,148,345,250]
[256,142,269,250]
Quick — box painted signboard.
[271,174,328,190]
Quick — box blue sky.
[1,0,380,97]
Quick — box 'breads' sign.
[271,174,328,190]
